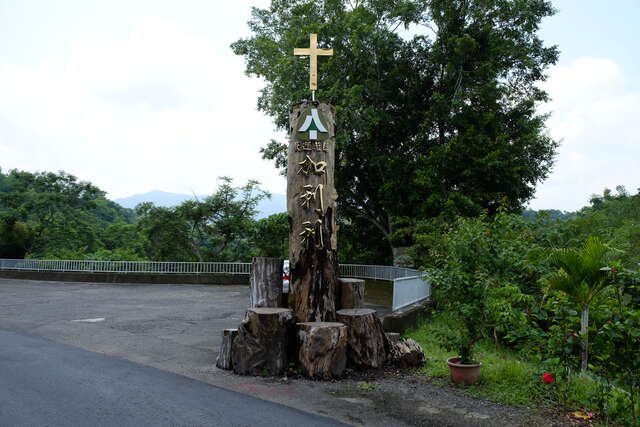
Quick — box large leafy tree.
[251,212,289,258]
[233,0,559,259]
[0,169,111,257]
[136,177,269,261]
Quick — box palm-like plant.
[547,237,616,372]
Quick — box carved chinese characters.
[287,101,339,322]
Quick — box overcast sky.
[0,0,638,211]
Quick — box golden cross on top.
[294,33,333,94]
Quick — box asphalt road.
[0,328,344,427]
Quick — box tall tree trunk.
[287,101,339,322]
[580,304,589,372]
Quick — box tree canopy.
[0,168,279,262]
[0,168,130,258]
[232,0,559,257]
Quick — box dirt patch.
[307,368,572,427]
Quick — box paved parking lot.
[0,278,547,427]
[0,278,405,426]
[0,279,248,373]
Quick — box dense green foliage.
[0,168,285,262]
[411,188,640,424]
[134,177,270,261]
[233,0,559,258]
[0,168,134,259]
[546,237,616,372]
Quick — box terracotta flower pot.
[446,356,482,385]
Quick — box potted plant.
[431,266,489,385]
[443,326,483,385]
[425,214,542,385]
[427,217,497,385]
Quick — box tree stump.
[250,257,283,308]
[388,338,425,368]
[338,278,365,309]
[287,101,339,322]
[232,308,293,376]
[297,322,347,380]
[336,308,387,368]
[385,332,401,344]
[216,328,238,370]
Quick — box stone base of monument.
[216,328,238,370]
[231,307,294,376]
[337,278,365,309]
[297,322,347,380]
[336,308,387,368]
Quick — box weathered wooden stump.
[250,257,283,308]
[232,308,293,376]
[336,308,387,368]
[385,332,401,344]
[216,328,238,370]
[338,278,365,309]
[388,338,425,368]
[297,322,347,380]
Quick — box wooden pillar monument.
[288,34,339,323]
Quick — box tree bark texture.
[287,101,339,322]
[388,338,425,368]
[336,308,387,368]
[385,332,401,344]
[250,257,283,308]
[216,328,238,370]
[297,322,347,380]
[338,278,365,310]
[232,308,294,376]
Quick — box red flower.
[542,373,555,384]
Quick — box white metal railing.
[338,263,422,281]
[391,273,431,311]
[0,259,431,311]
[0,259,251,275]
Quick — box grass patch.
[405,314,549,407]
[405,313,639,424]
[416,317,638,408]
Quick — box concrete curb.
[382,299,432,333]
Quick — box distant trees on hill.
[0,168,284,262]
[1,166,637,267]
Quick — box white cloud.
[530,57,640,211]
[0,15,285,199]
[2,9,636,214]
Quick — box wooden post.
[336,308,387,368]
[250,257,283,308]
[216,328,238,370]
[231,308,293,376]
[287,101,339,322]
[338,278,365,310]
[297,322,347,380]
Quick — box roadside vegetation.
[406,189,640,425]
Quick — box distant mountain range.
[112,190,286,219]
